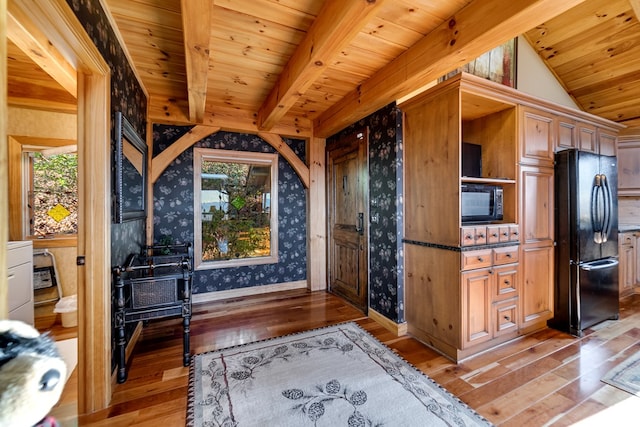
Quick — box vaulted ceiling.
[7,0,640,138]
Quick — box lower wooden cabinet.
[619,232,636,298]
[405,243,522,362]
[461,261,520,348]
[494,298,519,337]
[461,268,492,347]
[520,243,554,331]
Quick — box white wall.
[516,36,579,109]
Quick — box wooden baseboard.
[192,280,308,304]
[368,308,407,337]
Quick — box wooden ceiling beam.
[181,0,212,124]
[6,2,77,98]
[314,0,587,138]
[148,99,313,138]
[257,0,387,131]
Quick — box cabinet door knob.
[504,315,511,321]
[504,280,510,285]
[478,257,484,262]
[506,253,512,258]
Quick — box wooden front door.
[327,130,368,313]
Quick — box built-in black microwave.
[461,183,503,223]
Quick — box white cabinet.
[7,241,34,325]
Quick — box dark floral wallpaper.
[67,0,403,326]
[328,103,405,324]
[65,0,148,268]
[153,127,307,293]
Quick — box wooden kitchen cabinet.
[556,117,577,151]
[520,165,554,244]
[520,107,555,166]
[461,267,492,347]
[598,128,617,156]
[461,246,520,349]
[577,121,598,153]
[619,232,636,298]
[401,73,622,362]
[520,243,554,331]
[617,132,640,196]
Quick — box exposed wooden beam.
[181,0,212,124]
[314,0,586,137]
[151,125,220,183]
[6,1,77,98]
[258,132,310,189]
[149,99,313,138]
[257,0,387,131]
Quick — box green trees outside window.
[194,148,278,269]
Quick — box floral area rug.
[601,351,640,397]
[187,322,493,426]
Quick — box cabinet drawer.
[494,265,518,301]
[462,249,492,270]
[461,227,476,247]
[461,226,487,246]
[508,225,520,242]
[498,226,511,242]
[493,246,519,265]
[8,262,33,311]
[487,226,501,244]
[8,243,32,266]
[493,299,519,337]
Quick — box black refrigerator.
[552,149,619,336]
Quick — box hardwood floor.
[42,290,640,426]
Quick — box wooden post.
[307,136,327,291]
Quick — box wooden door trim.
[9,0,112,414]
[1,0,7,318]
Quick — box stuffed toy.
[0,320,67,427]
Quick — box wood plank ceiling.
[7,0,640,137]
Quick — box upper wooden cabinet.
[598,129,617,156]
[617,130,640,196]
[401,74,518,246]
[520,107,555,166]
[577,122,598,153]
[557,117,577,151]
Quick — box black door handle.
[356,212,364,235]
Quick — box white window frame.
[193,148,279,270]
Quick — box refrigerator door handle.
[591,175,603,243]
[601,174,612,243]
[581,258,619,271]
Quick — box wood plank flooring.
[40,290,640,426]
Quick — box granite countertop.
[619,225,640,233]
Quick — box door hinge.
[76,256,86,266]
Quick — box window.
[26,146,78,238]
[194,148,278,269]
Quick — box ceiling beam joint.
[257,0,387,131]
